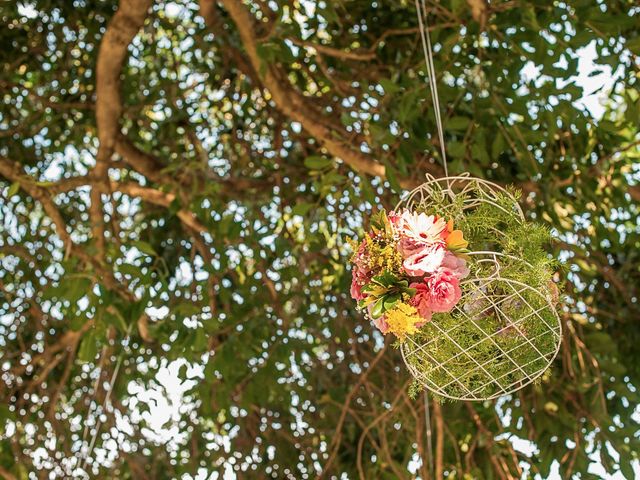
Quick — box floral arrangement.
[350,209,470,340]
[349,178,563,401]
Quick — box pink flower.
[426,268,462,313]
[368,305,389,334]
[387,210,401,228]
[350,262,372,301]
[350,270,367,301]
[396,210,447,245]
[441,252,470,279]
[393,210,449,276]
[402,243,446,276]
[373,315,389,334]
[350,240,372,301]
[409,281,433,325]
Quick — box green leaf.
[382,293,400,311]
[304,156,333,170]
[383,161,402,193]
[447,141,466,159]
[0,404,15,427]
[131,241,156,256]
[104,310,128,332]
[379,78,401,94]
[292,202,314,216]
[491,132,506,158]
[78,332,99,363]
[370,297,385,318]
[626,37,640,55]
[62,277,92,304]
[193,328,207,352]
[447,116,470,131]
[6,182,20,198]
[372,271,398,288]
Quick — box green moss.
[405,186,560,400]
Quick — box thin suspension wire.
[424,390,435,479]
[415,3,444,474]
[414,0,448,178]
[79,352,125,473]
[77,324,132,474]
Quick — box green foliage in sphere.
[400,184,561,400]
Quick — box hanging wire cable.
[79,352,125,473]
[414,0,448,179]
[77,323,132,474]
[424,390,435,479]
[414,3,446,475]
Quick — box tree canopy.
[1,0,639,478]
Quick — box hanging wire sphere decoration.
[396,174,562,401]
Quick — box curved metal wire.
[395,174,525,221]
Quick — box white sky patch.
[17,2,38,19]
[572,42,622,119]
[521,40,620,120]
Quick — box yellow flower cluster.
[364,236,403,273]
[385,303,422,340]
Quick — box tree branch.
[114,181,208,233]
[432,399,444,479]
[214,0,398,182]
[92,0,153,257]
[0,156,134,300]
[287,38,377,61]
[466,0,489,29]
[0,466,17,480]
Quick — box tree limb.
[432,399,444,479]
[92,0,153,257]
[215,0,396,182]
[466,0,489,29]
[114,181,208,233]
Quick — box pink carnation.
[350,262,372,301]
[402,243,446,277]
[392,210,450,277]
[350,240,372,301]
[350,269,368,301]
[441,252,470,279]
[373,315,389,334]
[409,281,433,325]
[426,268,462,313]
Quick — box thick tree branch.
[287,38,377,61]
[432,399,444,479]
[214,0,395,182]
[0,466,17,480]
[92,0,153,256]
[114,134,274,194]
[114,134,173,186]
[466,0,489,29]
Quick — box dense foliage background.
[1,0,639,478]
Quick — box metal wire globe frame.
[394,175,562,401]
[400,252,562,401]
